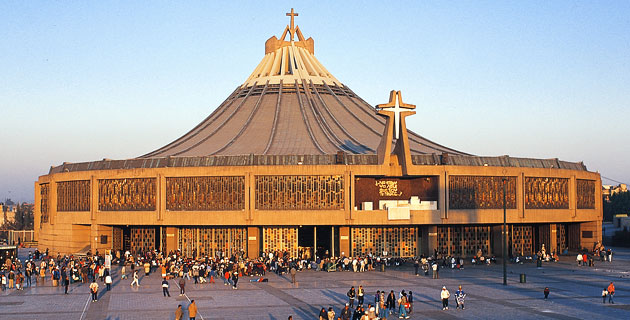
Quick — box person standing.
[441,286,450,310]
[130,270,139,287]
[290,266,297,284]
[327,307,335,320]
[175,304,183,320]
[386,290,396,315]
[358,285,365,306]
[347,286,356,308]
[105,274,112,291]
[455,286,466,309]
[232,270,239,289]
[162,278,171,297]
[179,277,186,296]
[607,282,615,304]
[63,275,69,294]
[432,263,439,279]
[414,259,419,276]
[407,291,413,314]
[398,294,409,319]
[543,287,550,300]
[602,288,608,303]
[188,300,198,320]
[340,304,352,320]
[89,280,99,302]
[121,265,127,279]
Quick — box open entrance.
[298,226,336,260]
[112,226,161,255]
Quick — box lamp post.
[502,178,507,285]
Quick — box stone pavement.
[2,248,629,319]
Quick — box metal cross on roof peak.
[286,8,299,41]
[376,91,416,139]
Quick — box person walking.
[105,274,112,291]
[441,286,450,310]
[179,277,186,296]
[358,285,365,306]
[347,286,356,308]
[432,263,439,279]
[602,288,608,303]
[175,304,183,320]
[188,300,198,320]
[162,278,171,297]
[455,286,466,309]
[407,291,414,314]
[130,270,139,287]
[89,280,99,302]
[290,266,297,284]
[607,282,615,304]
[543,287,550,300]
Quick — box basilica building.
[35,10,602,259]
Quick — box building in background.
[35,10,602,259]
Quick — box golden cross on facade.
[286,8,299,41]
[376,91,416,139]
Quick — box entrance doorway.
[297,226,336,260]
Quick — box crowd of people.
[311,284,467,319]
[0,246,621,319]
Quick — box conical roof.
[141,10,467,158]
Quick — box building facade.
[35,10,602,259]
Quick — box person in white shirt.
[441,286,450,310]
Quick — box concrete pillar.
[331,227,335,257]
[549,224,558,254]
[166,227,178,253]
[579,220,602,250]
[247,227,259,258]
[440,171,448,219]
[423,226,438,257]
[339,227,350,257]
[34,182,41,241]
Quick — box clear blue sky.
[1,1,629,202]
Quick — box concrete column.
[314,226,317,257]
[349,172,355,220]
[345,170,352,221]
[424,226,438,257]
[49,180,57,225]
[570,175,577,217]
[166,227,177,253]
[158,174,166,221]
[549,224,558,254]
[579,220,601,250]
[247,226,259,258]
[440,171,448,219]
[518,172,525,218]
[34,182,41,241]
[246,172,253,221]
[339,226,350,257]
[331,227,335,257]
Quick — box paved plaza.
[1,249,629,319]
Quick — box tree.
[1,202,34,230]
[604,191,630,222]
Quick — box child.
[602,288,607,303]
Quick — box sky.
[1,1,629,202]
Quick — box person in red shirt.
[607,282,615,304]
